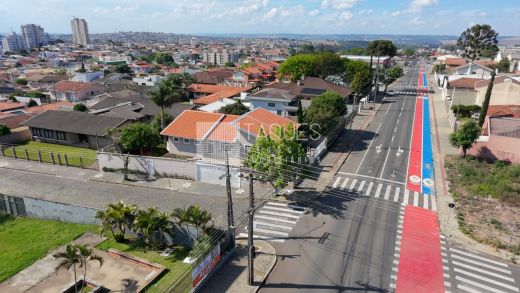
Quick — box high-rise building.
[1,32,25,53]
[20,24,47,49]
[71,18,90,45]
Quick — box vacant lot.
[97,236,192,292]
[445,156,520,253]
[1,141,97,167]
[0,214,97,282]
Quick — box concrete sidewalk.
[0,156,272,199]
[200,239,276,293]
[428,75,517,261]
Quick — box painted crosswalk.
[442,241,520,293]
[329,175,437,211]
[237,201,305,243]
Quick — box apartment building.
[71,18,90,45]
[202,50,239,66]
[20,24,47,49]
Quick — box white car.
[387,90,395,96]
[471,113,480,121]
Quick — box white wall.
[23,197,100,224]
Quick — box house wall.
[454,65,492,78]
[475,81,520,106]
[23,197,100,224]
[249,99,287,116]
[449,88,478,105]
[166,137,198,157]
[468,135,520,163]
[87,135,113,149]
[97,151,196,179]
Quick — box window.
[184,138,191,144]
[194,140,201,145]
[268,102,276,107]
[173,137,179,142]
[56,131,66,141]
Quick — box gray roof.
[249,88,296,100]
[22,110,128,136]
[91,95,194,118]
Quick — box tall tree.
[449,120,481,157]
[95,201,137,242]
[478,71,496,127]
[305,91,347,134]
[313,52,344,78]
[187,205,213,238]
[54,244,82,293]
[119,122,161,155]
[296,100,304,124]
[150,73,194,129]
[457,24,499,61]
[218,100,250,115]
[299,44,315,54]
[351,70,372,97]
[277,54,316,82]
[135,207,172,248]
[343,59,370,84]
[380,66,404,94]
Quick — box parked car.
[387,90,395,96]
[471,112,480,121]
[446,96,452,102]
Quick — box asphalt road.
[260,65,421,292]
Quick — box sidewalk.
[0,156,272,199]
[429,76,517,261]
[200,239,276,293]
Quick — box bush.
[73,103,88,112]
[451,104,481,118]
[0,124,11,136]
[14,78,27,85]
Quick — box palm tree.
[76,244,103,290]
[187,205,213,238]
[54,244,81,293]
[171,207,190,232]
[95,201,137,242]
[135,207,172,248]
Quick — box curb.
[254,240,277,293]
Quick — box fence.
[0,145,97,169]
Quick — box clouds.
[321,0,359,10]
[408,0,438,13]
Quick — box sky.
[0,0,519,36]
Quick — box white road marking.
[455,276,511,293]
[423,195,429,209]
[384,185,392,200]
[375,183,383,198]
[394,187,400,202]
[237,233,284,243]
[453,263,515,282]
[258,210,301,219]
[341,178,349,190]
[246,227,289,237]
[337,172,405,185]
[332,177,341,188]
[358,180,366,192]
[263,206,304,214]
[391,135,395,142]
[456,285,481,293]
[255,215,297,225]
[450,256,511,274]
[254,221,293,230]
[349,179,358,191]
[413,192,419,206]
[267,202,305,210]
[355,123,383,174]
[449,248,509,267]
[365,182,374,196]
[404,189,409,205]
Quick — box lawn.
[0,213,98,282]
[445,155,520,254]
[1,141,97,167]
[96,236,192,292]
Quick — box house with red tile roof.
[0,102,25,112]
[475,76,520,106]
[50,80,105,102]
[160,108,297,160]
[468,105,520,163]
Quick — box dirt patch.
[445,155,520,255]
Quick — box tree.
[313,52,344,78]
[151,113,174,133]
[457,24,499,61]
[450,120,481,157]
[403,48,415,57]
[54,244,82,293]
[368,40,398,58]
[305,91,347,134]
[76,244,103,290]
[76,62,86,73]
[0,124,11,136]
[114,64,132,74]
[95,201,137,242]
[150,73,194,129]
[343,59,370,84]
[494,57,510,73]
[27,99,38,107]
[478,71,496,127]
[171,207,191,233]
[277,54,316,82]
[155,52,175,66]
[186,205,213,238]
[296,100,304,124]
[342,47,368,55]
[135,207,172,248]
[433,64,447,74]
[73,103,88,112]
[14,78,27,85]
[351,70,372,97]
[26,91,46,99]
[218,101,250,115]
[224,61,235,67]
[299,44,315,54]
[245,124,307,189]
[119,123,161,155]
[380,66,404,94]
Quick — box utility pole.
[224,147,235,247]
[247,173,255,286]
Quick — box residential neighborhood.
[1,1,520,293]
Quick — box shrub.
[451,104,481,118]
[0,124,11,136]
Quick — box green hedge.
[451,104,481,118]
